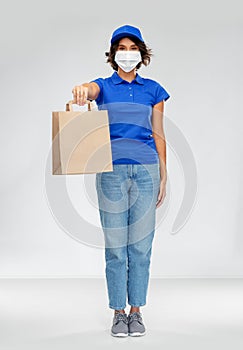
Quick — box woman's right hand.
[72,84,89,106]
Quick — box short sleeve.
[90,77,104,105]
[153,82,170,105]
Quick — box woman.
[72,24,170,337]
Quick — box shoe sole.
[129,331,146,337]
[111,332,128,337]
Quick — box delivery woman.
[72,24,170,337]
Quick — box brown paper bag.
[52,100,113,175]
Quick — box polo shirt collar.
[111,71,144,85]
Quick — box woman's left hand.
[156,180,166,209]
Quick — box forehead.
[118,37,138,46]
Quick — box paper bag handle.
[66,100,91,112]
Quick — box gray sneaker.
[111,312,128,337]
[128,312,146,336]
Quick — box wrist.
[160,169,167,182]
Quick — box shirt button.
[130,94,132,96]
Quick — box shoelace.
[128,312,143,324]
[114,313,128,325]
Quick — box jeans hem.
[128,302,146,307]
[109,305,127,310]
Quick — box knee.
[105,246,127,265]
[127,240,153,264]
[128,249,152,266]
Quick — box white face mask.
[114,50,142,73]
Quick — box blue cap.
[111,25,144,44]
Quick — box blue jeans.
[95,163,161,310]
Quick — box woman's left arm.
[151,100,167,208]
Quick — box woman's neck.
[117,68,137,83]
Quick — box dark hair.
[105,36,152,71]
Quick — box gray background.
[0,0,242,277]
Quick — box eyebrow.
[118,44,138,48]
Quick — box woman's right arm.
[72,82,100,106]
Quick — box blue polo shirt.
[91,71,170,164]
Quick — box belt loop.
[131,164,137,178]
[127,164,131,178]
